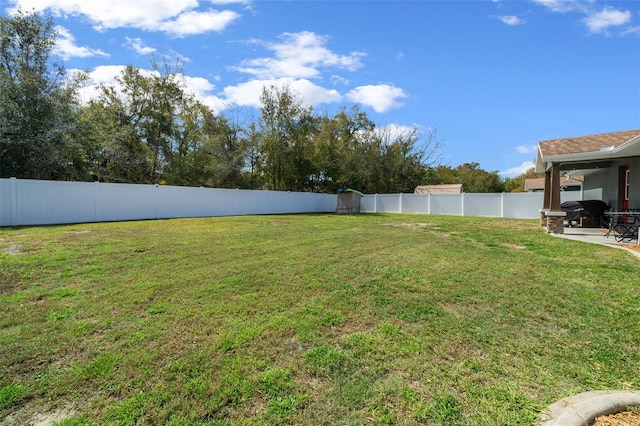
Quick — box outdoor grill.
[561,200,609,228]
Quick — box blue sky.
[4,0,639,177]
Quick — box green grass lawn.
[1,214,639,425]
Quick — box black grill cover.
[561,200,609,222]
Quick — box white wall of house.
[582,158,640,209]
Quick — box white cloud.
[182,75,227,113]
[222,78,342,109]
[124,37,156,55]
[71,65,128,103]
[211,0,250,4]
[330,75,350,86]
[233,31,365,79]
[376,124,416,140]
[9,0,240,35]
[530,0,636,36]
[73,65,229,113]
[53,25,109,60]
[500,161,535,178]
[583,7,632,34]
[497,15,524,26]
[530,0,589,13]
[159,9,241,37]
[516,144,538,154]
[346,84,407,113]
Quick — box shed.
[414,184,463,194]
[336,188,363,214]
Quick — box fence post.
[374,194,378,213]
[200,186,204,217]
[399,192,403,213]
[428,193,431,215]
[461,192,465,216]
[155,184,159,219]
[10,177,18,226]
[94,181,99,223]
[501,192,505,218]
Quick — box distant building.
[524,177,582,192]
[414,184,463,194]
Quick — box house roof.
[535,129,640,173]
[414,184,463,194]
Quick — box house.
[524,177,582,192]
[414,184,463,194]
[534,129,640,233]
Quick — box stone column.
[539,209,549,227]
[545,211,567,234]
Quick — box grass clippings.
[1,214,639,425]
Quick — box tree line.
[1,10,533,193]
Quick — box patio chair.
[612,210,640,242]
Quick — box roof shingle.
[539,129,640,158]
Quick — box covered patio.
[535,129,640,235]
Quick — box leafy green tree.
[84,84,152,183]
[243,122,265,189]
[503,166,540,192]
[368,126,440,193]
[311,106,375,193]
[162,99,216,186]
[0,9,85,179]
[258,84,317,191]
[424,162,504,193]
[88,63,197,184]
[210,110,249,189]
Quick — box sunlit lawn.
[1,214,639,425]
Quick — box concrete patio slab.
[551,227,640,259]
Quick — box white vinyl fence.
[0,178,337,227]
[1,178,585,227]
[361,192,583,219]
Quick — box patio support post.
[539,169,551,227]
[549,162,561,211]
[545,162,566,234]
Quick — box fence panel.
[401,194,429,214]
[16,180,97,226]
[377,194,401,213]
[359,191,590,219]
[0,177,605,226]
[360,195,376,212]
[464,193,503,217]
[502,193,543,219]
[95,182,157,222]
[430,194,464,216]
[0,179,14,226]
[156,185,202,218]
[0,178,339,226]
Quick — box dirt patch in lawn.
[382,221,433,229]
[1,244,22,255]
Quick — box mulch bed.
[593,410,640,425]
